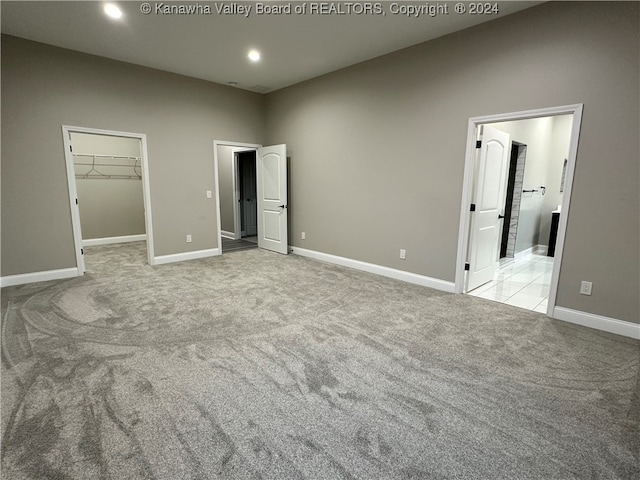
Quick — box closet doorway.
[63,126,155,273]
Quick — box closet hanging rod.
[72,153,140,160]
[73,153,140,160]
[74,161,139,168]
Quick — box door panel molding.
[257,145,288,255]
[466,125,511,291]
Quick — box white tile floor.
[467,254,555,313]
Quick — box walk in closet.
[70,133,146,243]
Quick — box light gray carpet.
[1,242,638,479]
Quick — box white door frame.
[455,104,583,317]
[62,125,155,273]
[232,149,243,240]
[213,140,261,249]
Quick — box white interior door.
[466,126,510,291]
[257,145,288,254]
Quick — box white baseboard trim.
[0,267,79,288]
[512,245,547,262]
[514,246,535,261]
[291,247,456,293]
[154,248,220,266]
[83,234,146,247]
[553,306,640,340]
[535,244,548,256]
[221,231,236,240]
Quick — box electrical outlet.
[301,232,306,240]
[400,249,406,260]
[186,234,192,243]
[206,190,212,199]
[580,281,592,296]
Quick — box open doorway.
[63,126,155,273]
[238,151,258,239]
[455,104,583,318]
[214,141,289,256]
[214,142,259,254]
[220,150,259,253]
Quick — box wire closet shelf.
[73,153,142,180]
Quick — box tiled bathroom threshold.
[467,254,554,313]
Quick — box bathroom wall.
[540,115,573,243]
[488,115,572,254]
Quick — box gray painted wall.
[71,132,141,158]
[76,180,146,239]
[1,34,265,276]
[265,2,639,323]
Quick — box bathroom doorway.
[455,104,583,317]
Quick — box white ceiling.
[1,1,542,93]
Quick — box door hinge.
[70,144,73,152]
[470,203,476,212]
[75,198,78,205]
[81,248,84,255]
[476,140,482,149]
[465,262,470,271]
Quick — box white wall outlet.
[580,281,592,295]
[186,234,192,243]
[301,232,306,240]
[400,249,406,260]
[206,190,212,199]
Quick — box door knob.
[498,214,505,219]
[278,204,287,209]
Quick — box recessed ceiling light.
[248,50,261,62]
[104,3,123,20]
